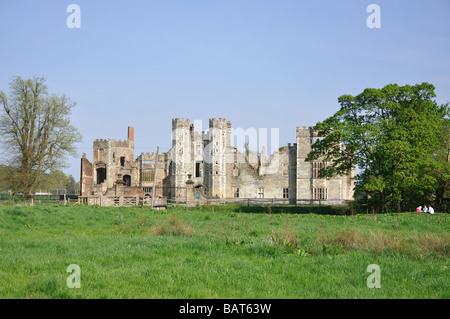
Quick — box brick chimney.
[128,126,134,141]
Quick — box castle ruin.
[80,118,354,205]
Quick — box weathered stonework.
[80,119,354,204]
[82,126,144,198]
[80,153,93,196]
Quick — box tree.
[430,107,450,211]
[65,175,78,194]
[306,82,449,212]
[0,165,9,192]
[0,76,82,197]
[37,169,70,194]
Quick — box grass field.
[0,204,448,299]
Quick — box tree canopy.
[0,76,82,197]
[306,82,449,212]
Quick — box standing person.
[423,205,428,213]
[428,206,435,214]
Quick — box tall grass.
[152,215,194,236]
[331,229,449,257]
[270,216,300,251]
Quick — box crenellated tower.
[204,118,231,197]
[171,118,194,198]
[91,126,135,192]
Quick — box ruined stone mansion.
[80,118,354,205]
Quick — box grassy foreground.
[0,204,448,299]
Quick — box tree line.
[0,165,79,195]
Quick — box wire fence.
[0,187,347,208]
[0,194,79,205]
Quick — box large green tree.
[0,76,82,197]
[431,107,450,211]
[306,82,449,212]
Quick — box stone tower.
[90,126,135,194]
[205,118,231,198]
[171,118,194,199]
[296,126,314,201]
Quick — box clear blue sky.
[1,0,449,181]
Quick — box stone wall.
[295,126,354,202]
[226,146,291,199]
[80,154,93,196]
[136,151,169,197]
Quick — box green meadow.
[0,204,448,299]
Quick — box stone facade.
[80,119,354,204]
[82,126,144,198]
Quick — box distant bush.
[152,215,194,236]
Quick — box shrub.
[152,215,194,236]
[271,217,299,251]
[416,233,449,257]
[367,230,404,254]
[333,230,365,251]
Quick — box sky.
[0,0,449,181]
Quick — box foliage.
[37,170,78,194]
[306,82,449,212]
[0,165,9,191]
[0,76,82,197]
